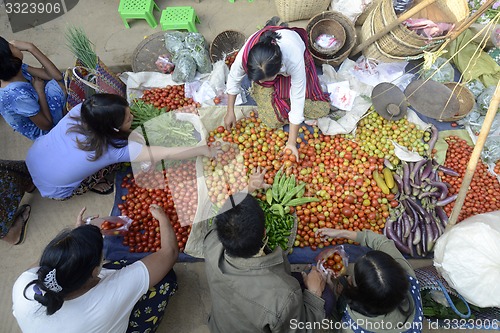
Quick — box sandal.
[14,204,31,245]
[90,178,114,195]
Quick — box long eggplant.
[438,165,460,177]
[386,218,411,255]
[427,125,439,154]
[436,194,458,206]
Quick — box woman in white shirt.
[12,205,178,333]
[224,25,331,160]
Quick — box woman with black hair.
[26,93,214,199]
[224,19,331,160]
[0,37,66,140]
[316,228,423,333]
[12,204,178,333]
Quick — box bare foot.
[3,205,31,244]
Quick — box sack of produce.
[419,57,454,83]
[164,31,186,57]
[190,45,213,74]
[184,32,207,50]
[434,211,500,308]
[172,49,197,83]
[477,85,500,115]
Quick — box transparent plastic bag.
[465,79,485,98]
[164,31,186,57]
[315,245,349,279]
[172,49,197,83]
[477,85,500,116]
[155,54,175,74]
[190,46,213,74]
[419,57,454,83]
[86,216,133,236]
[184,32,207,51]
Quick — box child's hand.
[9,40,33,52]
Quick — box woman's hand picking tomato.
[284,142,299,162]
[224,109,237,130]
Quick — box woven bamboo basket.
[439,82,475,122]
[209,30,246,63]
[310,19,346,56]
[274,0,330,22]
[360,0,469,62]
[306,11,356,67]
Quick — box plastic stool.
[118,0,160,29]
[160,6,200,32]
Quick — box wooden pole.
[350,0,438,56]
[447,80,500,227]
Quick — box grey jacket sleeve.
[355,230,416,277]
[272,287,325,333]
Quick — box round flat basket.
[441,82,475,122]
[132,31,171,73]
[310,19,346,56]
[210,30,246,63]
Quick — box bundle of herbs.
[65,26,98,70]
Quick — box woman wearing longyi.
[224,17,331,161]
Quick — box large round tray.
[132,31,171,73]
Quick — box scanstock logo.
[2,0,80,32]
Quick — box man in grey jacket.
[203,190,326,333]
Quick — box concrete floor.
[0,1,492,332]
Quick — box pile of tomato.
[203,113,400,250]
[117,161,198,253]
[141,85,201,114]
[441,136,500,222]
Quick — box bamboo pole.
[447,80,500,227]
[350,0,438,56]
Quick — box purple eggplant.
[421,221,427,254]
[384,159,395,170]
[412,224,422,245]
[420,159,434,180]
[436,194,458,206]
[393,173,404,194]
[427,125,439,155]
[410,158,427,182]
[386,219,411,255]
[402,212,412,239]
[435,206,449,226]
[429,181,449,200]
[438,165,460,177]
[402,161,411,195]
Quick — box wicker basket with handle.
[274,0,330,22]
[359,0,469,62]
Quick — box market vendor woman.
[224,19,331,160]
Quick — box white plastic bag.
[329,0,373,23]
[434,211,500,308]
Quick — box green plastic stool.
[160,6,200,32]
[118,0,160,29]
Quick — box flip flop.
[14,204,31,245]
[89,178,115,195]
